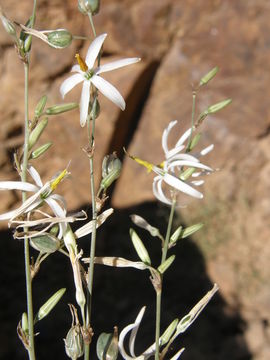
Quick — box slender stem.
[88,12,96,38]
[186,91,197,152]
[155,198,177,360]
[22,62,36,360]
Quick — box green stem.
[155,198,177,360]
[88,12,96,38]
[22,63,36,360]
[186,91,197,152]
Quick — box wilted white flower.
[0,166,68,236]
[60,33,140,126]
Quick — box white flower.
[0,166,68,237]
[153,120,214,205]
[60,33,141,127]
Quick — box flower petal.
[80,80,91,127]
[85,33,107,69]
[96,57,141,75]
[175,127,192,148]
[162,120,177,156]
[0,181,38,192]
[200,144,214,156]
[163,173,203,199]
[91,75,125,110]
[28,166,43,187]
[168,160,212,172]
[153,177,172,205]
[60,73,84,98]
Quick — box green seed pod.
[130,228,151,265]
[65,324,84,360]
[35,288,66,322]
[199,66,219,87]
[100,153,122,190]
[35,95,47,118]
[30,142,52,159]
[47,30,73,49]
[28,117,48,150]
[157,255,175,274]
[78,0,100,15]
[30,234,61,253]
[46,102,79,115]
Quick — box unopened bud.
[22,312,28,332]
[157,255,175,274]
[34,95,47,118]
[0,10,16,36]
[199,66,219,87]
[28,117,48,150]
[130,228,151,265]
[46,102,78,115]
[206,98,232,114]
[47,30,73,48]
[35,288,66,322]
[78,0,100,15]
[30,142,52,159]
[100,153,122,190]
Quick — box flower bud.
[34,95,47,118]
[47,30,73,49]
[157,255,175,274]
[130,228,151,265]
[100,153,122,190]
[78,0,100,15]
[35,288,66,322]
[0,10,16,36]
[46,102,79,115]
[30,142,52,159]
[28,117,48,150]
[199,66,219,87]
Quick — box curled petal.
[163,173,203,199]
[60,73,83,98]
[28,166,43,187]
[153,176,172,205]
[162,120,178,156]
[91,75,125,110]
[85,33,107,69]
[175,127,192,148]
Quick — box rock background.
[0,0,270,359]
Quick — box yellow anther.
[50,169,68,191]
[75,53,88,72]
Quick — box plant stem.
[155,198,177,360]
[21,62,36,360]
[88,12,96,38]
[187,90,197,151]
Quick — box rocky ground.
[0,0,270,359]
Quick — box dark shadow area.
[0,201,251,360]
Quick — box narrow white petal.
[71,65,81,73]
[165,145,185,160]
[91,75,125,110]
[200,144,214,156]
[167,153,199,163]
[191,180,204,186]
[118,324,137,360]
[162,120,178,156]
[75,208,113,238]
[28,166,43,187]
[153,177,172,205]
[60,73,84,98]
[46,197,67,238]
[0,181,38,192]
[50,194,67,212]
[163,173,203,199]
[170,348,185,360]
[175,127,192,147]
[130,307,146,357]
[85,33,107,69]
[96,57,141,75]
[80,80,91,127]
[0,209,20,221]
[168,160,212,172]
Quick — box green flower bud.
[206,98,232,114]
[35,95,47,118]
[100,153,122,190]
[181,223,204,239]
[23,34,32,52]
[0,10,16,36]
[30,142,52,159]
[90,97,100,120]
[35,288,66,322]
[78,0,100,15]
[47,30,72,49]
[160,318,178,345]
[130,228,151,265]
[169,226,183,247]
[22,312,28,333]
[199,66,219,87]
[28,117,48,150]
[157,255,175,274]
[46,102,79,115]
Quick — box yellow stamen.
[50,169,68,191]
[75,53,88,72]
